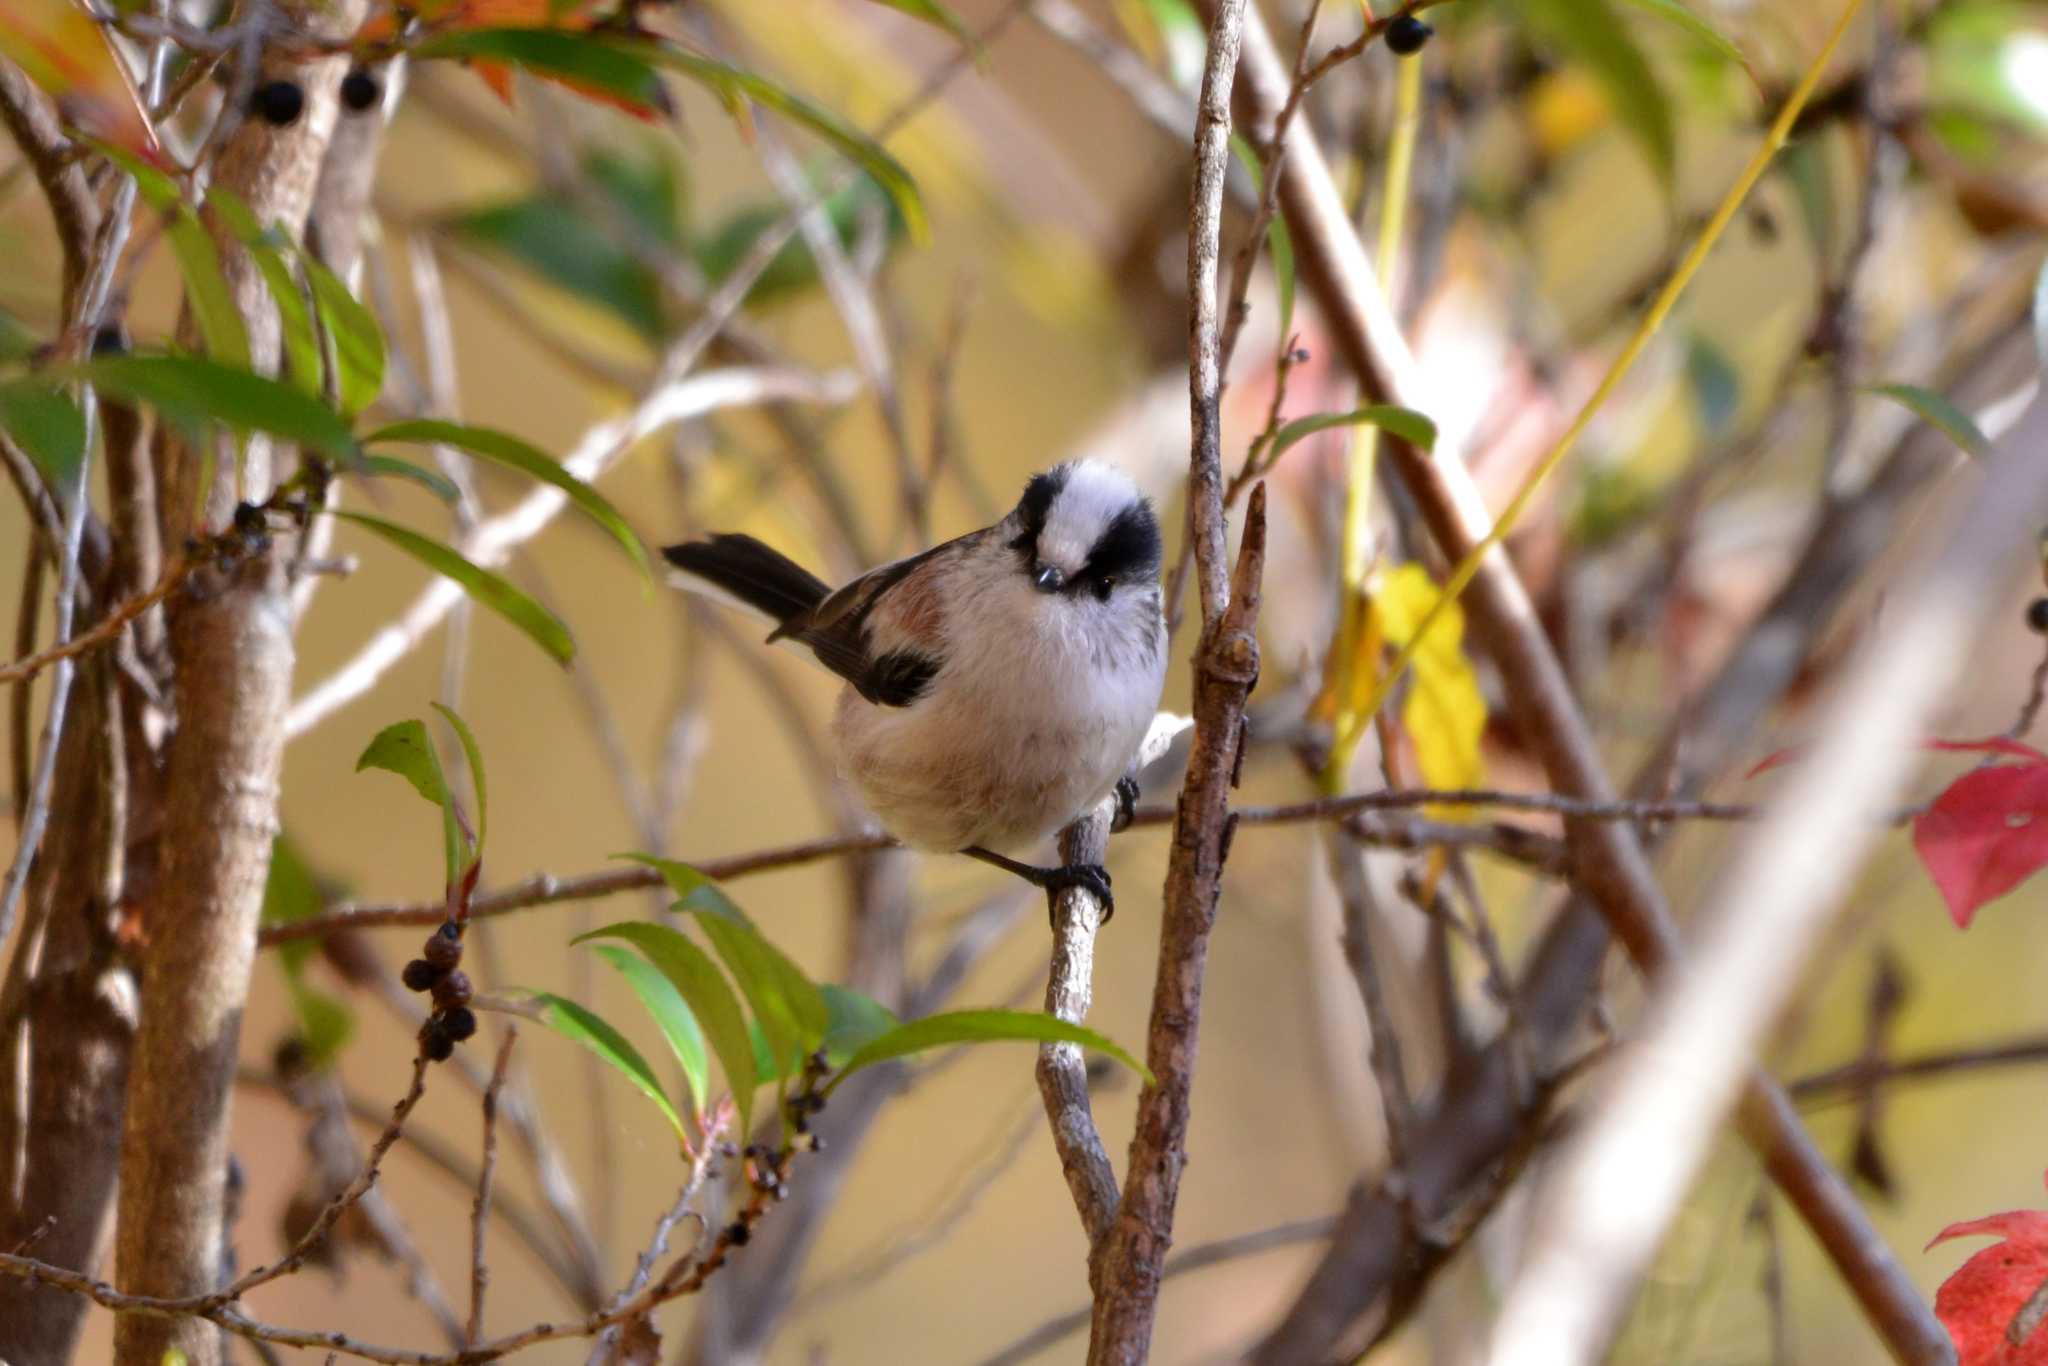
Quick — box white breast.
[831,543,1167,853]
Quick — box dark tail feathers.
[663,534,829,628]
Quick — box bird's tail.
[663,534,829,629]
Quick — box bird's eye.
[1091,574,1115,601]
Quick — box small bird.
[664,460,1167,919]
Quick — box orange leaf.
[0,0,154,154]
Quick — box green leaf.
[446,197,667,340]
[1868,381,1990,459]
[575,917,758,1136]
[0,381,86,492]
[1613,0,1747,69]
[820,984,898,1068]
[1523,0,1675,189]
[859,0,976,51]
[72,354,358,464]
[831,1009,1152,1093]
[367,419,650,582]
[620,853,717,903]
[355,717,466,884]
[590,944,709,1116]
[1685,334,1739,433]
[290,980,356,1069]
[304,256,385,418]
[1779,136,1835,265]
[647,47,925,243]
[1265,405,1437,462]
[431,701,488,860]
[165,210,250,370]
[522,990,686,1143]
[333,510,576,665]
[414,28,669,112]
[209,190,323,398]
[262,835,328,976]
[681,895,828,1080]
[359,454,461,503]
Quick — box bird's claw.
[1043,862,1114,927]
[1110,776,1140,834]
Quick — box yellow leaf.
[1368,563,1487,810]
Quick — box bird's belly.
[833,684,1152,853]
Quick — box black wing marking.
[860,649,941,706]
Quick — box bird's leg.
[962,846,1115,925]
[1110,775,1140,834]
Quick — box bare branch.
[468,1030,516,1345]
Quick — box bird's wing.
[771,530,982,707]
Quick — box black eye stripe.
[1081,501,1162,583]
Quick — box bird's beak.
[1033,564,1065,594]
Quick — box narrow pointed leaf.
[832,1009,1152,1092]
[522,991,685,1142]
[0,381,86,492]
[575,918,757,1134]
[682,896,828,1078]
[165,212,250,370]
[590,945,709,1116]
[648,48,925,242]
[72,354,358,463]
[368,419,649,581]
[333,511,575,665]
[414,28,668,112]
[359,455,461,503]
[1869,381,1990,458]
[355,717,465,884]
[304,256,386,417]
[820,984,898,1068]
[1267,405,1436,461]
[1614,0,1748,69]
[431,701,488,858]
[210,190,323,397]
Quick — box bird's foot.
[961,847,1115,926]
[1110,776,1140,834]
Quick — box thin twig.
[468,1030,516,1346]
[0,559,192,688]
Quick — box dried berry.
[1385,14,1433,55]
[340,68,380,113]
[430,968,472,1010]
[2028,597,2048,634]
[401,958,441,993]
[441,1006,477,1042]
[422,921,463,970]
[250,80,305,127]
[419,1019,455,1062]
[726,1221,750,1247]
[91,323,128,356]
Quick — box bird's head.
[1004,461,1161,606]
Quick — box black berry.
[401,958,441,992]
[419,1019,454,1062]
[2028,597,2048,634]
[726,1221,750,1247]
[340,68,380,113]
[430,968,472,1010]
[422,921,463,971]
[441,1006,477,1042]
[1385,14,1433,55]
[91,323,128,356]
[250,80,305,127]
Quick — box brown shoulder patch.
[875,561,946,648]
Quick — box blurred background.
[4,0,2048,1359]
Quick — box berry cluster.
[402,920,478,1061]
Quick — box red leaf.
[1912,761,2048,927]
[1930,1174,2048,1364]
